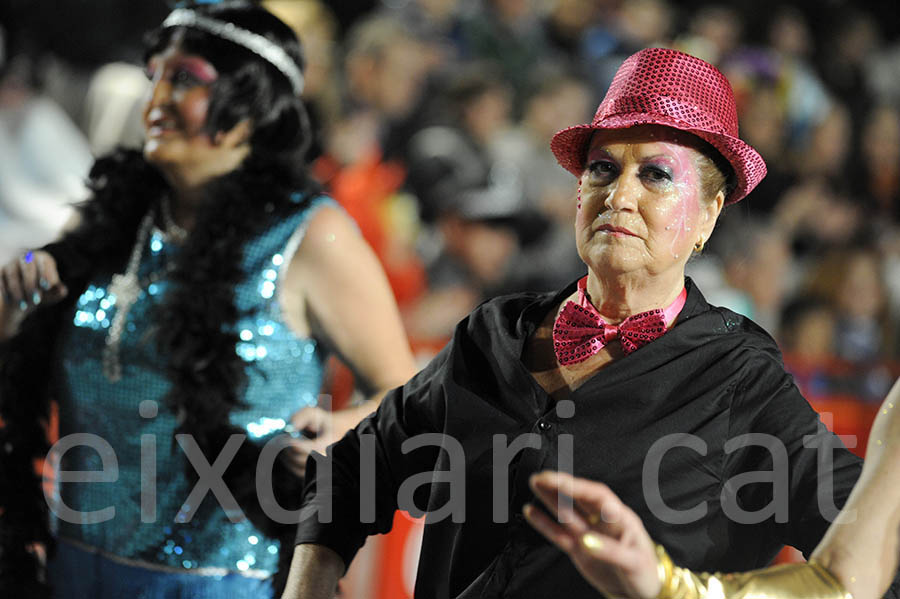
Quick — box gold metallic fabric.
[655,545,852,599]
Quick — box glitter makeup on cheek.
[662,145,701,259]
[575,175,594,232]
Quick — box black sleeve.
[727,346,900,598]
[293,343,451,568]
[754,374,900,599]
[725,354,862,553]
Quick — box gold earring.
[694,238,705,252]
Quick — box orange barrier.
[339,512,423,599]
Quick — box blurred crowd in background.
[2,0,900,408]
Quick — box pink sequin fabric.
[553,277,687,364]
[551,47,767,204]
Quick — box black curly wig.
[0,2,321,595]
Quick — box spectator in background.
[609,0,673,54]
[405,63,530,340]
[336,15,429,160]
[0,22,91,265]
[458,0,547,110]
[383,0,464,64]
[541,0,605,71]
[316,15,431,307]
[779,297,837,363]
[691,216,792,334]
[858,104,900,225]
[673,4,743,65]
[722,12,830,164]
[264,0,342,162]
[773,178,863,257]
[867,29,900,107]
[795,101,853,181]
[584,0,674,98]
[767,6,827,148]
[777,296,839,398]
[491,67,592,291]
[772,101,865,257]
[820,9,881,117]
[407,62,516,223]
[82,62,149,154]
[492,68,591,213]
[805,246,895,364]
[733,83,791,212]
[406,184,524,341]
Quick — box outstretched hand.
[524,471,661,599]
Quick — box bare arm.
[280,544,345,599]
[300,206,415,392]
[811,378,900,599]
[280,204,418,473]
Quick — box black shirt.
[296,278,899,598]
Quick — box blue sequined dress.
[47,196,333,598]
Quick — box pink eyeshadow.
[179,57,218,83]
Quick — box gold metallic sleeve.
[655,545,853,599]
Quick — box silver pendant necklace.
[160,196,189,244]
[102,200,184,382]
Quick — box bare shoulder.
[290,203,364,268]
[278,204,351,334]
[283,201,382,289]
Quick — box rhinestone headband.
[162,8,304,95]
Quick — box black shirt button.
[538,420,552,432]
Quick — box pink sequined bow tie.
[553,277,687,365]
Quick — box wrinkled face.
[575,126,722,278]
[142,38,221,169]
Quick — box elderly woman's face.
[575,126,722,278]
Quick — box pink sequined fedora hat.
[551,47,766,204]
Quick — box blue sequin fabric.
[52,195,333,579]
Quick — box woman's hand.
[0,250,68,311]
[280,404,369,477]
[524,471,661,599]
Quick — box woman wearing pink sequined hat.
[285,48,887,599]
[550,47,767,205]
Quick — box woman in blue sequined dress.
[0,3,416,598]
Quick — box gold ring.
[582,532,604,551]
